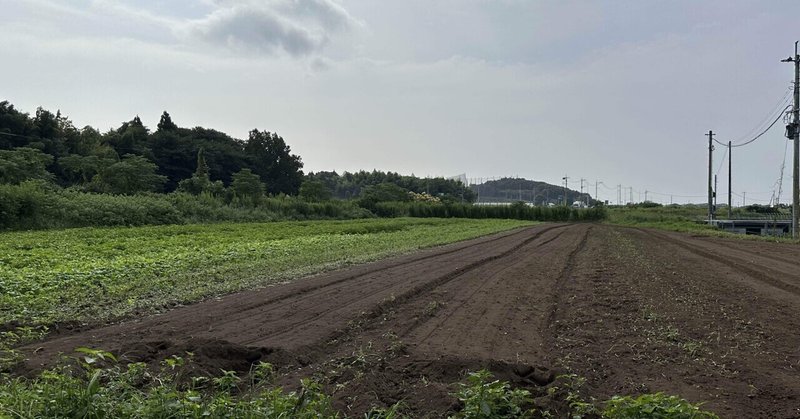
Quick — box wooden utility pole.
[714,174,718,213]
[728,141,732,219]
[707,130,714,223]
[782,42,800,238]
[562,176,569,206]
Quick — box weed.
[450,369,536,418]
[603,392,718,418]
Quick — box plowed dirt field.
[18,224,800,417]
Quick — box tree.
[244,130,303,195]
[157,111,177,132]
[0,147,54,184]
[230,168,264,206]
[358,182,411,207]
[91,154,166,194]
[176,149,224,196]
[58,154,115,184]
[299,179,332,202]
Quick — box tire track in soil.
[233,225,571,345]
[409,226,571,346]
[290,224,573,353]
[638,228,800,297]
[138,224,553,332]
[542,226,592,343]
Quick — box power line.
[731,86,792,144]
[713,104,792,148]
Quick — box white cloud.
[177,0,359,57]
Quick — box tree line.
[0,101,474,205]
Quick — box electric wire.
[713,103,792,148]
[731,86,792,143]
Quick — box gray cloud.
[182,0,358,56]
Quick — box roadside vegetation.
[606,202,797,241]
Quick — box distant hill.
[471,177,595,205]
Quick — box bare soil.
[16,224,800,418]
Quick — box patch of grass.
[0,218,535,331]
[606,206,798,242]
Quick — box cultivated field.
[4,221,800,417]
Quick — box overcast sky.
[2,0,799,204]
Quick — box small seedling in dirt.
[74,347,117,366]
[424,300,444,316]
[364,402,408,419]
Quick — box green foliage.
[0,218,533,327]
[231,168,265,206]
[358,183,411,208]
[308,170,475,203]
[372,202,606,222]
[0,182,374,230]
[58,154,115,184]
[90,154,167,194]
[300,179,333,202]
[0,147,54,184]
[0,358,339,418]
[0,101,306,194]
[451,370,535,418]
[245,129,304,195]
[603,393,718,419]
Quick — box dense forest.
[0,101,473,201]
[0,101,302,195]
[472,177,595,206]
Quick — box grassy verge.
[606,206,798,242]
[0,218,534,329]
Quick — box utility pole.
[645,190,648,202]
[782,42,800,238]
[580,178,585,206]
[629,187,633,204]
[617,184,622,205]
[714,174,718,214]
[728,141,732,219]
[707,130,714,223]
[562,176,569,206]
[743,192,746,206]
[595,181,599,206]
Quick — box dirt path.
[17,224,800,417]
